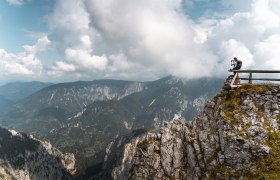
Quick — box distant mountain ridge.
[0,81,53,102]
[1,79,145,134]
[0,96,13,114]
[0,81,53,115]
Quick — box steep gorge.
[0,127,75,180]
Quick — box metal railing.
[228,70,280,88]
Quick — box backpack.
[236,60,242,66]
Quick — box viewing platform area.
[227,70,280,88]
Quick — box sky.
[1,0,280,83]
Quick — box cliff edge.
[100,84,280,179]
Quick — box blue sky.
[0,0,54,52]
[1,0,280,83]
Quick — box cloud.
[255,34,280,69]
[42,0,280,81]
[6,0,30,6]
[219,39,254,68]
[85,0,192,67]
[23,36,50,54]
[51,61,76,72]
[0,36,49,81]
[195,0,280,75]
[63,35,108,71]
[46,0,220,80]
[65,49,108,71]
[22,0,280,82]
[48,61,76,78]
[47,0,91,53]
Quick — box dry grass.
[212,84,280,179]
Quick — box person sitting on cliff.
[230,57,242,75]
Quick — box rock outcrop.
[100,84,280,179]
[0,127,75,180]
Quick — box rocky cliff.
[100,84,280,179]
[0,127,75,180]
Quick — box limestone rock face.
[0,127,75,180]
[101,85,280,179]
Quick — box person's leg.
[232,67,237,75]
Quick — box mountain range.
[0,81,53,115]
[1,79,144,135]
[1,76,280,179]
[0,81,53,102]
[0,96,13,115]
[0,76,224,178]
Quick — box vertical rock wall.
[0,128,75,180]
[102,85,280,179]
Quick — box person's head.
[234,57,237,61]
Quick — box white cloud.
[51,61,76,72]
[6,0,30,6]
[251,0,279,34]
[194,0,280,77]
[23,36,50,54]
[0,36,48,81]
[42,0,280,81]
[219,39,254,69]
[65,48,108,71]
[83,0,219,79]
[255,34,280,69]
[105,52,160,80]
[47,0,91,53]
[0,49,33,75]
[62,35,108,71]
[16,0,279,82]
[48,61,76,77]
[47,0,187,80]
[46,0,110,78]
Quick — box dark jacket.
[234,60,242,69]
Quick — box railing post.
[230,72,238,88]
[249,73,252,84]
